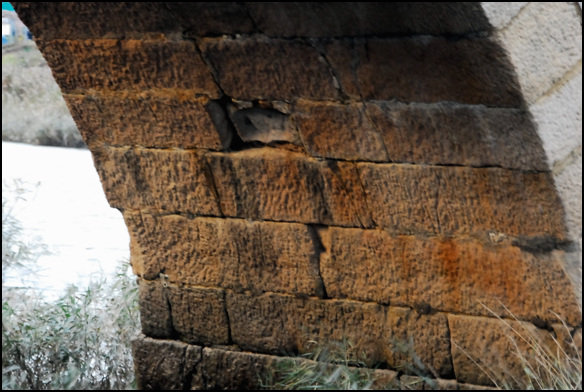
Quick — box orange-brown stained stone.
[124,211,324,297]
[36,39,220,97]
[207,149,374,227]
[92,146,221,216]
[448,314,561,387]
[321,227,582,326]
[65,93,232,149]
[357,163,567,239]
[199,36,338,101]
[365,101,548,171]
[293,100,389,162]
[226,292,453,377]
[325,37,523,107]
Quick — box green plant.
[2,180,140,390]
[2,263,140,390]
[261,340,386,390]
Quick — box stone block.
[138,279,174,339]
[13,2,180,40]
[326,37,523,107]
[386,308,452,378]
[92,146,221,216]
[36,39,220,97]
[138,280,230,346]
[165,2,256,37]
[366,101,548,171]
[193,347,278,390]
[226,293,452,377]
[496,2,582,104]
[321,227,582,325]
[229,107,301,145]
[65,93,232,149]
[448,314,562,387]
[199,36,338,101]
[125,211,324,297]
[246,3,490,37]
[293,100,389,162]
[132,336,202,391]
[207,149,373,227]
[357,163,567,239]
[166,284,230,346]
[226,292,390,367]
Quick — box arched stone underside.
[14,2,582,389]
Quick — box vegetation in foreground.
[2,181,140,390]
[2,44,84,148]
[262,316,582,390]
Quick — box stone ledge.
[132,336,514,390]
[95,146,566,239]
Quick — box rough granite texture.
[13,2,582,389]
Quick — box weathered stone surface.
[226,292,452,377]
[496,2,582,104]
[193,347,279,390]
[65,93,232,149]
[400,375,459,390]
[193,345,400,390]
[199,36,338,101]
[531,72,582,171]
[207,149,374,227]
[93,146,221,216]
[482,2,528,30]
[357,163,567,238]
[138,279,174,339]
[366,102,548,171]
[326,37,523,107]
[246,2,491,37]
[132,336,202,391]
[36,39,220,97]
[448,314,559,387]
[139,279,230,345]
[226,292,389,366]
[321,227,582,325]
[166,284,230,346]
[229,107,301,145]
[13,2,181,40]
[387,308,453,378]
[165,2,256,37]
[293,100,389,162]
[125,211,324,297]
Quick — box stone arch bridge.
[14,2,582,389]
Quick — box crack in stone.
[308,225,330,299]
